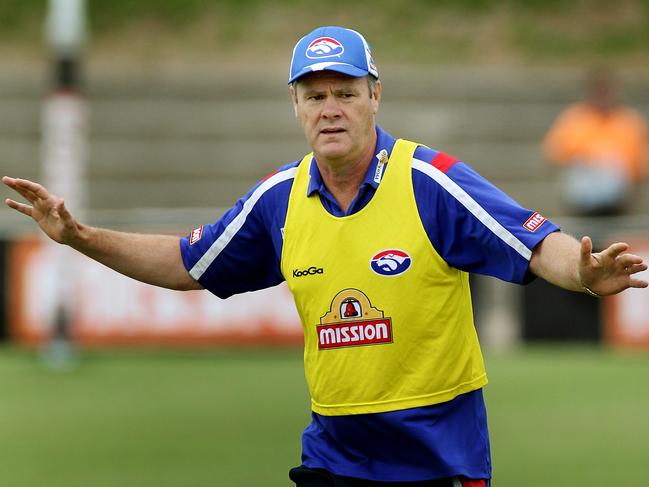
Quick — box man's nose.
[321,96,342,118]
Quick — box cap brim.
[288,62,368,84]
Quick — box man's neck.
[315,137,377,214]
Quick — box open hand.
[579,236,648,296]
[3,176,80,244]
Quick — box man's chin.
[313,142,350,161]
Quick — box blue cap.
[288,26,379,84]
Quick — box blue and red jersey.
[180,125,559,482]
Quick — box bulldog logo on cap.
[306,37,344,59]
[288,26,379,84]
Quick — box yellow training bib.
[281,139,487,416]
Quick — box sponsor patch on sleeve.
[523,212,546,232]
[189,226,204,245]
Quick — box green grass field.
[1,345,648,486]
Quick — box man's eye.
[308,95,324,101]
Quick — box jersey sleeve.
[412,147,560,284]
[179,165,296,298]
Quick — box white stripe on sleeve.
[189,167,298,280]
[412,158,532,261]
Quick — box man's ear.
[289,84,299,118]
[371,80,382,114]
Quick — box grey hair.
[367,75,378,98]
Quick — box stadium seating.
[2,64,649,237]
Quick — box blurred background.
[1,1,649,486]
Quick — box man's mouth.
[320,127,346,135]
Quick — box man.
[3,26,647,487]
[543,67,649,216]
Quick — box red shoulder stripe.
[430,152,460,173]
[262,169,279,182]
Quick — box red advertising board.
[8,240,303,346]
[604,238,649,348]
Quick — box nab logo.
[189,226,203,245]
[293,266,324,278]
[306,37,344,59]
[523,212,546,232]
[370,249,412,276]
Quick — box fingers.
[617,253,646,269]
[55,198,73,222]
[4,178,36,204]
[619,252,648,288]
[11,178,50,199]
[628,278,649,288]
[601,242,630,261]
[5,198,33,217]
[3,176,51,202]
[625,263,648,275]
[580,236,593,267]
[15,186,39,204]
[587,239,634,270]
[3,176,29,191]
[2,177,30,200]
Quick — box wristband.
[582,285,601,298]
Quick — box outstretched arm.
[3,176,202,291]
[529,231,648,296]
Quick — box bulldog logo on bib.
[370,249,412,276]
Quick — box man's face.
[290,72,381,165]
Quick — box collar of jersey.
[307,124,397,198]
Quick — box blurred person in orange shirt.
[543,67,649,216]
